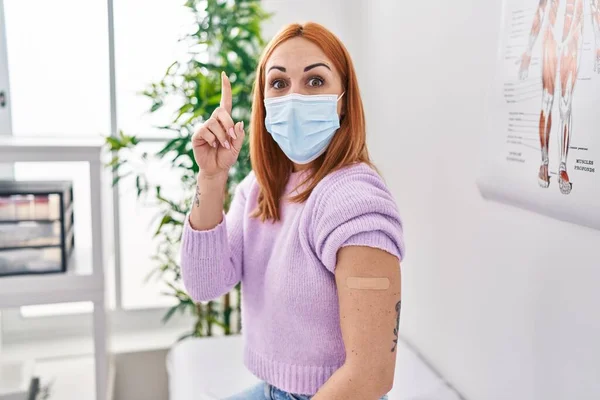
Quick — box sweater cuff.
[182,213,228,260]
[342,230,404,261]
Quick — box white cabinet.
[0,137,114,400]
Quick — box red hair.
[250,22,373,221]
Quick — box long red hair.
[250,22,373,221]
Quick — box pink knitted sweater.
[180,162,405,395]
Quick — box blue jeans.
[225,381,389,400]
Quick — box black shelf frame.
[0,243,62,251]
[0,181,75,277]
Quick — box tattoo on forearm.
[194,184,201,208]
[391,300,401,352]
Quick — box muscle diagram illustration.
[519,0,600,194]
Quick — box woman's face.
[264,37,344,117]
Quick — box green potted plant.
[106,0,271,340]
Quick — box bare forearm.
[189,172,228,231]
[312,364,389,400]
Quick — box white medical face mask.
[264,92,344,164]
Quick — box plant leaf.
[162,304,180,324]
[112,171,132,186]
[177,332,196,342]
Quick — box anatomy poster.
[478,0,600,229]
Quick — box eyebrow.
[268,65,286,73]
[304,63,331,72]
[266,63,331,74]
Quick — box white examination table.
[167,335,463,400]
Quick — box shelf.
[0,180,74,195]
[0,274,102,308]
[0,248,101,308]
[0,197,73,225]
[0,243,61,251]
[0,218,61,224]
[0,196,74,224]
[1,326,189,360]
[0,136,105,163]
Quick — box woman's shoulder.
[309,162,405,266]
[308,162,398,221]
[314,162,389,198]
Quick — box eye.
[307,76,324,87]
[270,79,287,89]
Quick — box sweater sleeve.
[180,172,254,302]
[312,166,405,273]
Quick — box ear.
[338,97,346,120]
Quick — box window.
[114,0,192,138]
[0,1,11,144]
[4,0,110,137]
[0,0,194,338]
[118,143,185,309]
[112,0,192,309]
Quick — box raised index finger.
[220,71,232,115]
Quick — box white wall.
[261,0,362,68]
[360,1,600,400]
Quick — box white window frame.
[0,0,192,344]
[0,0,13,179]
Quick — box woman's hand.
[192,72,246,178]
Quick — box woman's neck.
[292,162,313,172]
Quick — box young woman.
[181,22,405,400]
